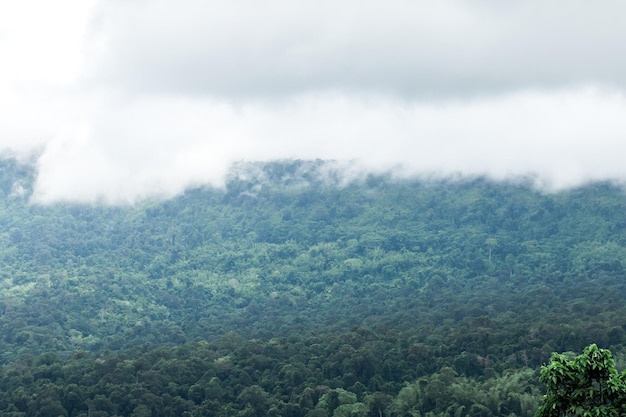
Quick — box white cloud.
[0,0,96,154]
[86,0,626,97]
[0,0,95,86]
[28,87,626,203]
[2,1,626,204]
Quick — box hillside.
[1,157,625,416]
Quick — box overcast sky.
[2,0,626,203]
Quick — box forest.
[0,157,626,416]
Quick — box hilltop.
[0,157,625,416]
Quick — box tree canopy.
[537,344,626,417]
[0,158,625,416]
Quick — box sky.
[2,0,626,204]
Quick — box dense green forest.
[0,157,625,416]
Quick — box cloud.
[2,1,626,204]
[28,87,626,203]
[0,0,96,153]
[87,0,626,97]
[0,0,93,87]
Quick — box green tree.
[485,237,498,263]
[536,344,626,417]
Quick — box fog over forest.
[3,3,626,415]
[2,1,626,203]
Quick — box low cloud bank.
[0,87,620,204]
[3,1,626,204]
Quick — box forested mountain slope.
[0,157,625,416]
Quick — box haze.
[2,0,626,203]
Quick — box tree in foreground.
[537,344,626,417]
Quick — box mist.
[2,0,626,204]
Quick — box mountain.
[0,157,625,416]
